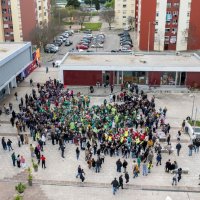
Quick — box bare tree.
[127,16,135,30]
[75,11,88,29]
[100,10,115,30]
[30,19,63,49]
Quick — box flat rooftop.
[61,53,200,72]
[0,42,30,64]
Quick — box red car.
[76,44,88,50]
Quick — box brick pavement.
[1,68,200,199]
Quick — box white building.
[114,0,135,29]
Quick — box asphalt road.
[40,30,125,66]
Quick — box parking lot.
[41,30,134,66]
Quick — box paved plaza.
[0,66,200,200]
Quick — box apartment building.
[115,0,135,29]
[0,0,51,42]
[136,0,200,51]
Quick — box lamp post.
[190,94,195,120]
[148,21,156,53]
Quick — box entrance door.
[103,71,110,86]
[180,72,186,85]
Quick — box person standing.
[122,160,128,173]
[41,155,46,169]
[167,134,171,145]
[2,137,7,150]
[188,143,193,156]
[156,153,162,166]
[76,147,80,160]
[125,172,129,183]
[7,139,13,151]
[17,154,21,168]
[176,142,182,156]
[172,173,178,186]
[80,168,85,182]
[11,152,16,166]
[61,144,65,158]
[76,165,82,178]
[119,175,123,189]
[14,92,18,100]
[46,66,49,73]
[116,159,122,172]
[177,168,182,182]
[142,161,148,176]
[181,120,185,132]
[111,178,119,195]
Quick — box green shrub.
[15,183,26,194]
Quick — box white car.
[91,43,103,48]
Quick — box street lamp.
[148,21,156,53]
[190,94,195,120]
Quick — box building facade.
[0,0,51,42]
[59,53,200,88]
[0,42,35,98]
[115,0,135,29]
[136,0,200,51]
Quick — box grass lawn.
[188,120,200,127]
[63,22,74,26]
[82,22,102,31]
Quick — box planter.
[28,179,32,186]
[33,167,38,172]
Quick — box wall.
[0,3,5,42]
[176,0,191,51]
[154,0,167,51]
[139,0,156,51]
[63,70,102,86]
[187,0,200,50]
[186,72,200,88]
[0,48,32,87]
[148,71,161,85]
[115,0,135,29]
[10,0,23,42]
[20,0,37,41]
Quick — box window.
[172,28,177,34]
[165,28,170,33]
[8,8,11,13]
[123,11,126,14]
[2,8,7,13]
[173,11,178,17]
[187,12,190,17]
[39,6,41,10]
[165,36,170,41]
[123,16,126,18]
[123,23,126,25]
[156,21,158,25]
[173,3,179,7]
[167,3,171,8]
[156,12,159,17]
[173,19,178,24]
[1,0,6,5]
[10,25,13,29]
[155,29,158,33]
[8,16,12,21]
[123,5,126,8]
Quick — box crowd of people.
[1,78,199,194]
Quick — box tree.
[30,19,63,49]
[105,0,114,9]
[65,6,77,22]
[127,16,135,29]
[100,10,115,30]
[75,11,88,29]
[84,0,93,5]
[94,0,100,11]
[66,0,80,9]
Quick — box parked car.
[65,40,73,46]
[119,47,132,52]
[91,43,103,48]
[121,42,133,47]
[78,42,89,47]
[48,44,59,51]
[76,44,89,50]
[54,39,62,46]
[44,44,58,53]
[124,26,131,31]
[83,29,92,34]
[111,50,119,53]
